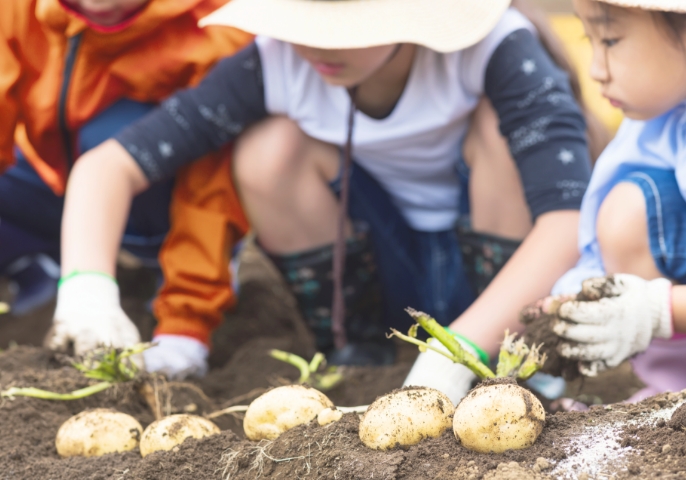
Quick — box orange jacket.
[1,0,251,344]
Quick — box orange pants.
[153,148,249,345]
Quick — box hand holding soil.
[522,274,673,378]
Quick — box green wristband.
[58,270,117,288]
[444,327,490,365]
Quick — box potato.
[140,414,220,457]
[317,407,343,426]
[359,387,454,450]
[244,385,334,440]
[56,408,143,457]
[453,381,545,453]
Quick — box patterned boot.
[267,233,394,366]
[457,220,521,295]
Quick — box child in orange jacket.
[0,0,251,376]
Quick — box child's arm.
[450,210,580,353]
[53,44,267,356]
[455,28,591,354]
[61,140,149,276]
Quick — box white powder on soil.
[550,401,684,479]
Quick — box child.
[0,0,252,377]
[57,0,594,400]
[538,0,686,402]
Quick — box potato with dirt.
[390,309,547,453]
[453,378,545,453]
[359,387,454,450]
[56,408,143,457]
[140,414,220,457]
[243,384,334,440]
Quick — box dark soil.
[520,299,580,381]
[0,243,680,479]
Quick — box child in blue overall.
[535,0,686,402]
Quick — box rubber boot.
[267,234,395,366]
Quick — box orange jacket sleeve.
[152,148,249,345]
[0,4,22,172]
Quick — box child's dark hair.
[512,0,611,161]
[656,11,686,48]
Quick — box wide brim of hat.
[199,0,512,53]
[599,0,686,12]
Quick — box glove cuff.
[444,327,490,365]
[649,278,674,339]
[151,334,209,359]
[59,270,116,288]
[56,271,121,314]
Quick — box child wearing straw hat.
[55,0,595,400]
[526,0,686,402]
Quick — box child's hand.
[47,272,141,355]
[143,334,209,380]
[553,274,673,376]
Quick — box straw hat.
[599,0,686,12]
[199,0,512,53]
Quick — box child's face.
[574,0,686,120]
[292,44,401,87]
[62,0,149,26]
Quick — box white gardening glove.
[554,274,673,376]
[402,337,479,405]
[47,272,141,355]
[143,334,209,380]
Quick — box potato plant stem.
[1,381,112,400]
[269,349,311,383]
[308,353,326,373]
[403,308,495,379]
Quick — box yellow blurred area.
[549,14,624,134]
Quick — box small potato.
[453,381,545,453]
[244,385,334,440]
[140,414,220,457]
[317,407,343,426]
[359,387,454,450]
[56,408,143,457]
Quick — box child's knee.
[233,116,307,193]
[597,182,653,275]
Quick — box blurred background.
[531,0,623,134]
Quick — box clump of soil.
[668,402,686,431]
[520,299,580,381]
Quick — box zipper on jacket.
[58,33,83,165]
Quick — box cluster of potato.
[56,409,220,458]
[360,382,544,453]
[57,382,545,459]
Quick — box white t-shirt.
[256,9,534,232]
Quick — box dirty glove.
[403,336,485,405]
[47,272,141,355]
[554,274,673,376]
[143,334,209,380]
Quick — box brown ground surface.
[0,243,677,479]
